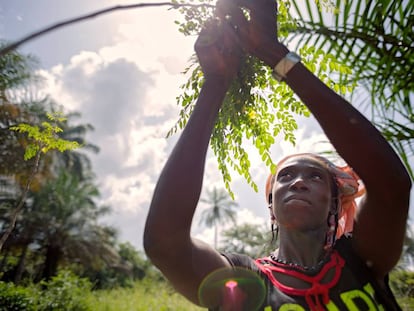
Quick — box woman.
[143,0,411,309]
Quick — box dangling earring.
[268,198,279,244]
[324,212,338,250]
[269,203,276,221]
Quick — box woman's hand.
[195,18,243,85]
[216,0,289,67]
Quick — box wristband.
[272,52,301,81]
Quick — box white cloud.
[33,8,196,249]
[100,172,153,212]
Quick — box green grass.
[85,279,205,311]
[86,277,414,311]
[4,271,414,310]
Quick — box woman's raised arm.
[143,20,242,305]
[222,0,412,277]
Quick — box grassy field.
[85,278,414,311]
[3,271,414,310]
[85,279,205,311]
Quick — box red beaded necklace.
[255,250,345,310]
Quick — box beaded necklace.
[255,250,345,311]
[269,252,331,273]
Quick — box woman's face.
[272,156,334,231]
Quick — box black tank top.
[209,236,401,310]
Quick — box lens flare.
[198,267,265,311]
[226,280,238,290]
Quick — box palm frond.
[287,0,414,175]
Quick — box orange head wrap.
[265,153,365,239]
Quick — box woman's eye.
[311,173,323,180]
[278,172,292,180]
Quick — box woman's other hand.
[195,18,243,85]
[216,0,289,67]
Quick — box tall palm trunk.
[0,248,10,273]
[13,243,28,284]
[42,244,62,280]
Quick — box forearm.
[253,36,408,188]
[284,64,410,188]
[144,77,229,253]
[284,61,411,274]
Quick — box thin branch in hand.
[0,2,214,57]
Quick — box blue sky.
[1,1,412,251]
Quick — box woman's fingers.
[239,0,277,31]
[232,0,276,14]
[239,0,277,35]
[217,1,250,42]
[196,18,241,56]
[195,17,244,81]
[195,19,220,49]
[215,0,278,53]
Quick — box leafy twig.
[0,113,80,251]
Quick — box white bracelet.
[272,51,301,81]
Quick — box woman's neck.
[274,227,329,268]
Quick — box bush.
[0,281,36,311]
[389,269,414,310]
[38,270,92,311]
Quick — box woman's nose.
[289,177,308,191]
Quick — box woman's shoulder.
[221,252,258,268]
[334,234,363,265]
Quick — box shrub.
[0,281,36,311]
[38,270,92,311]
[389,269,414,309]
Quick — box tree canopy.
[0,48,148,288]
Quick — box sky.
[1,1,412,251]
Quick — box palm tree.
[0,148,108,282]
[0,98,99,254]
[0,41,38,102]
[18,169,119,280]
[0,168,111,283]
[286,0,414,176]
[199,187,238,249]
[220,223,273,258]
[0,45,41,177]
[0,46,112,281]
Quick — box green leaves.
[288,0,414,178]
[299,45,355,96]
[172,0,215,36]
[10,112,80,160]
[171,0,354,195]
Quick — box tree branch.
[0,2,214,57]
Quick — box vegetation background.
[0,0,413,310]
